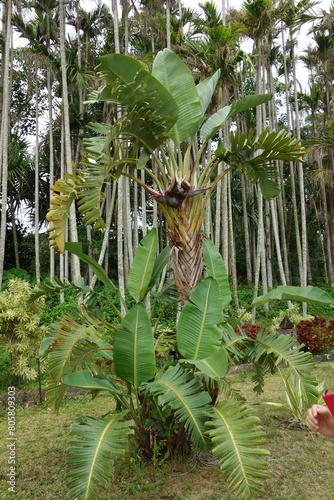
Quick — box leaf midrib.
[213,405,252,495]
[85,418,116,499]
[156,380,206,445]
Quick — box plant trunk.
[0,0,12,287]
[167,199,204,305]
[59,0,80,280]
[35,66,41,284]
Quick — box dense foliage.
[0,278,46,380]
[296,316,334,353]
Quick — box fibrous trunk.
[167,200,204,305]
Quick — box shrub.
[270,303,313,333]
[237,323,262,340]
[295,316,334,354]
[0,278,46,380]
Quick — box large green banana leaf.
[98,54,178,126]
[86,53,179,152]
[113,303,155,387]
[203,238,231,309]
[180,347,228,380]
[62,370,120,395]
[39,336,53,358]
[88,93,175,152]
[145,364,213,449]
[177,277,223,360]
[67,412,134,500]
[249,285,334,308]
[200,94,272,142]
[152,48,204,145]
[204,400,269,500]
[98,52,145,83]
[196,70,221,114]
[127,229,158,302]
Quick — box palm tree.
[47,49,305,305]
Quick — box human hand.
[306,404,334,438]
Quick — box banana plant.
[46,48,305,304]
[34,230,334,500]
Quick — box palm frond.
[44,313,103,411]
[220,322,249,362]
[73,156,109,229]
[250,330,318,406]
[145,364,213,449]
[204,400,269,500]
[46,343,101,412]
[47,178,76,253]
[48,314,101,383]
[29,276,91,302]
[67,412,134,500]
[215,128,306,201]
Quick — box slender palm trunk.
[318,151,333,286]
[34,66,41,284]
[290,34,308,313]
[241,175,252,286]
[0,0,12,287]
[112,0,126,313]
[47,66,55,278]
[90,180,117,288]
[166,0,171,49]
[9,199,19,268]
[59,0,80,280]
[228,173,239,309]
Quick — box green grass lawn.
[1,363,334,499]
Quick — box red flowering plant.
[295,316,334,354]
[237,322,263,340]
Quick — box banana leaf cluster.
[33,230,334,500]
